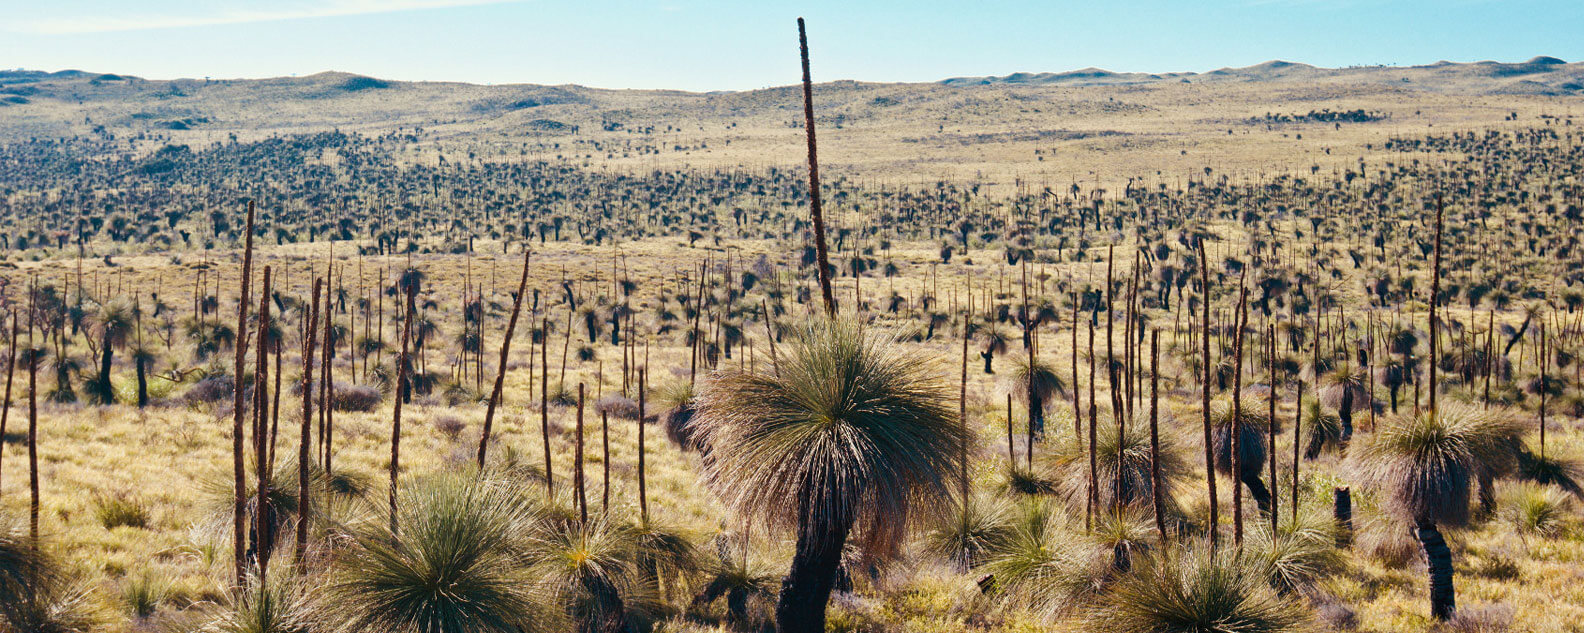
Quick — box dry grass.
[0,237,1577,632]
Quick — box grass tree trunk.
[578,574,628,633]
[1006,393,1015,465]
[134,352,148,408]
[1417,518,1456,620]
[1334,487,1353,547]
[1478,471,1497,516]
[1339,382,1355,444]
[775,516,853,633]
[1241,468,1272,514]
[95,335,113,403]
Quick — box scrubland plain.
[0,59,1583,633]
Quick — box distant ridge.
[4,56,1579,97]
[2,55,1582,141]
[938,57,1583,94]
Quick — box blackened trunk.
[247,499,279,567]
[1029,392,1044,436]
[577,575,628,633]
[1241,470,1271,514]
[1416,519,1456,621]
[981,350,993,374]
[1338,386,1354,444]
[134,355,148,408]
[1303,432,1325,460]
[775,520,853,633]
[1478,471,1497,516]
[1333,487,1353,547]
[726,589,749,626]
[96,337,113,403]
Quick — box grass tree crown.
[1350,403,1522,527]
[692,316,968,553]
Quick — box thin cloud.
[11,0,526,35]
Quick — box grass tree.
[0,512,49,613]
[1300,401,1344,459]
[1350,403,1521,621]
[1005,354,1065,437]
[1088,538,1304,633]
[1048,416,1185,515]
[322,475,548,633]
[1211,398,1273,514]
[692,317,966,633]
[979,499,1112,620]
[524,516,647,633]
[979,328,1009,374]
[921,492,1015,570]
[691,543,777,628]
[1245,508,1343,596]
[0,512,90,633]
[1318,365,1370,443]
[87,297,135,405]
[208,572,313,633]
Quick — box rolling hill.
[2,58,1581,187]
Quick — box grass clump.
[122,570,170,619]
[93,493,151,529]
[1503,483,1572,537]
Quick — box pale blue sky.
[1,0,1580,91]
